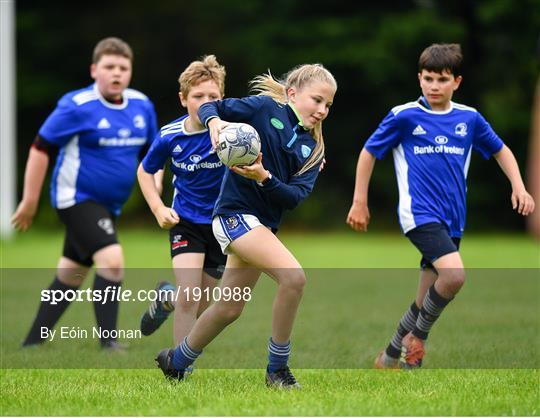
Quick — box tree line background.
[16,0,540,232]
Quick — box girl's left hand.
[230,153,269,182]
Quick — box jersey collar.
[417,95,454,114]
[418,96,431,110]
[93,83,128,110]
[286,103,308,130]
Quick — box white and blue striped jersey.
[40,83,158,216]
[365,98,504,237]
[142,115,225,225]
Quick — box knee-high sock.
[385,302,420,358]
[412,285,452,340]
[23,277,79,346]
[92,274,121,343]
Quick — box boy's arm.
[493,145,535,216]
[11,147,50,232]
[153,169,164,196]
[137,163,179,229]
[346,148,377,232]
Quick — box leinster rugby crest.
[455,123,468,137]
[225,216,239,230]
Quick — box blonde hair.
[178,55,226,98]
[92,37,133,64]
[250,64,337,175]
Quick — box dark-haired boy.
[346,43,535,368]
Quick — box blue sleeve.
[141,132,169,174]
[198,96,268,127]
[472,112,504,160]
[261,164,319,210]
[364,111,402,159]
[38,96,82,147]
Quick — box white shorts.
[212,214,264,255]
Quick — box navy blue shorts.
[406,222,461,270]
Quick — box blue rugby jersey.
[142,115,225,224]
[40,83,157,216]
[365,97,504,237]
[198,96,321,229]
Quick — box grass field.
[1,229,539,416]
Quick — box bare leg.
[56,256,90,287]
[93,244,124,282]
[415,268,438,308]
[171,253,205,346]
[187,253,260,349]
[432,252,466,298]
[229,226,305,344]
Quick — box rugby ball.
[217,123,261,167]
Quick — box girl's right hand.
[153,206,180,229]
[346,202,370,232]
[207,118,230,151]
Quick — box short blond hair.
[92,37,133,64]
[178,55,226,98]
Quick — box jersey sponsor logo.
[97,118,111,129]
[412,125,426,135]
[172,145,183,154]
[270,117,284,130]
[413,145,465,155]
[133,114,146,129]
[171,158,223,172]
[455,122,468,137]
[97,218,114,235]
[99,137,147,146]
[172,234,188,249]
[301,144,312,158]
[189,154,202,163]
[225,216,239,230]
[118,128,131,138]
[434,135,448,145]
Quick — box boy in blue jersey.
[155,64,337,388]
[12,37,158,349]
[346,43,535,368]
[137,55,227,345]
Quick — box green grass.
[2,227,539,268]
[1,229,539,416]
[2,369,538,416]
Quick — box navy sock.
[267,338,291,372]
[172,337,201,371]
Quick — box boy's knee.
[94,248,124,281]
[441,268,466,292]
[98,265,124,281]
